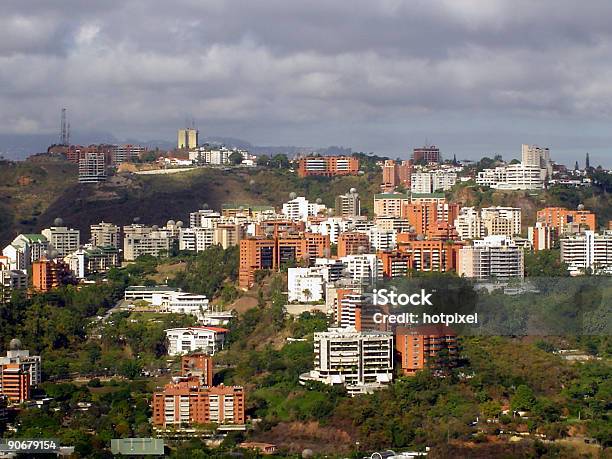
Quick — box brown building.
[152,382,245,427]
[297,156,359,178]
[396,235,462,272]
[338,232,370,257]
[382,160,413,191]
[403,202,461,238]
[239,233,330,288]
[412,145,441,164]
[378,250,411,278]
[181,354,213,387]
[537,207,596,234]
[395,325,458,376]
[31,259,72,292]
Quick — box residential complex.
[396,326,458,376]
[560,230,612,275]
[458,236,525,280]
[0,340,41,403]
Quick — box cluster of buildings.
[476,144,553,190]
[152,354,245,428]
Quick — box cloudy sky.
[2,0,612,165]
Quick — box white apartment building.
[288,267,326,303]
[2,234,49,271]
[368,228,397,252]
[560,231,612,275]
[123,225,174,260]
[165,327,228,356]
[341,254,383,284]
[78,151,106,183]
[454,207,485,240]
[477,164,544,190]
[64,246,119,278]
[300,327,394,395]
[410,170,457,193]
[179,227,214,252]
[458,235,525,280]
[189,209,221,228]
[282,197,326,222]
[90,222,120,249]
[41,225,80,257]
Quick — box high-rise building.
[403,201,461,237]
[78,151,106,183]
[297,156,359,178]
[299,327,394,395]
[90,222,120,249]
[335,191,361,217]
[123,225,175,261]
[413,145,441,164]
[112,144,146,164]
[396,325,458,376]
[396,236,462,272]
[528,222,556,251]
[410,170,457,193]
[521,144,552,180]
[178,128,199,149]
[458,236,524,280]
[481,207,522,237]
[282,197,326,222]
[42,224,80,257]
[152,382,245,427]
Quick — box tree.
[229,151,243,165]
[256,154,270,166]
[511,385,536,411]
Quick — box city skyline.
[2,1,612,166]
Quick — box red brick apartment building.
[395,325,458,375]
[239,233,330,288]
[297,156,359,178]
[152,382,245,427]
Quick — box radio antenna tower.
[60,108,69,146]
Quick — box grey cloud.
[0,0,612,164]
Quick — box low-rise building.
[165,327,228,356]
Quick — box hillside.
[0,160,381,245]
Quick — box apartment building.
[181,354,213,386]
[123,224,174,261]
[458,236,524,280]
[368,228,397,252]
[297,156,359,178]
[300,327,394,395]
[413,145,441,163]
[373,193,410,218]
[481,207,522,237]
[341,254,383,284]
[239,234,330,288]
[477,163,544,190]
[338,232,370,257]
[282,197,326,222]
[537,207,596,234]
[179,227,214,252]
[396,235,462,272]
[165,327,228,356]
[64,246,119,278]
[31,259,72,292]
[522,144,552,180]
[403,202,461,237]
[528,222,556,251]
[560,230,612,275]
[377,250,411,278]
[152,382,244,427]
[287,267,325,303]
[90,222,120,249]
[178,128,198,149]
[112,144,146,164]
[3,234,49,270]
[335,191,361,217]
[0,268,27,303]
[395,325,458,376]
[42,224,80,257]
[381,159,413,191]
[78,151,107,183]
[454,207,485,240]
[410,170,457,193]
[0,340,41,403]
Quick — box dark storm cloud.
[1,0,612,163]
